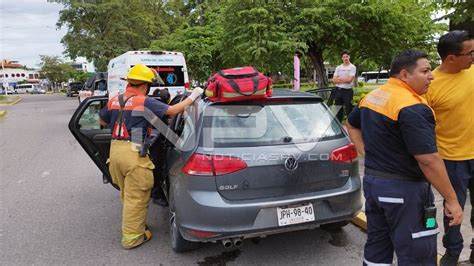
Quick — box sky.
[0,0,91,70]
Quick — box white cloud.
[0,0,82,69]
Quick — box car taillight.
[330,143,358,163]
[187,230,221,238]
[184,82,190,89]
[182,153,247,176]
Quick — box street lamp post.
[1,60,7,95]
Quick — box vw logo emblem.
[284,157,298,171]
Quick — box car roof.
[200,89,322,106]
[271,89,321,99]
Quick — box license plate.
[277,203,315,226]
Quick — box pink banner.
[293,54,300,91]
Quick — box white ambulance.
[107,50,190,99]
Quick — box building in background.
[1,59,40,91]
[69,62,89,72]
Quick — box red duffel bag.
[205,66,272,102]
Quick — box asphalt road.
[0,94,367,265]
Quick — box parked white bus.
[107,50,190,99]
[358,70,389,84]
[15,83,41,94]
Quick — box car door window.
[78,101,103,130]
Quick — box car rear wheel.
[169,210,201,252]
[320,221,349,231]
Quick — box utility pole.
[1,59,7,95]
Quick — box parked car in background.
[30,87,46,94]
[69,90,362,253]
[1,87,16,94]
[78,72,108,103]
[86,72,108,96]
[67,82,83,97]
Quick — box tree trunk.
[307,42,328,88]
[353,65,358,88]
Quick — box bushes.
[352,93,368,105]
[352,87,373,105]
[272,82,317,91]
[271,84,374,105]
[272,83,292,89]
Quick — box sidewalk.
[433,189,472,264]
[356,158,472,263]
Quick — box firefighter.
[347,50,463,265]
[99,64,203,249]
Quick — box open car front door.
[68,96,115,188]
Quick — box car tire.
[320,221,349,231]
[169,210,201,252]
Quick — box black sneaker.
[440,252,459,266]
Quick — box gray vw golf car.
[69,89,362,252]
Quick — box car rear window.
[203,102,344,147]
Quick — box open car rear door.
[68,96,115,188]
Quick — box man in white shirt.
[330,50,357,122]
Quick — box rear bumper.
[174,175,362,242]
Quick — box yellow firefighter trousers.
[108,141,155,249]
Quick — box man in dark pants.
[471,177,474,262]
[347,50,463,265]
[150,88,171,207]
[330,49,356,123]
[424,30,474,265]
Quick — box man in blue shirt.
[347,50,463,265]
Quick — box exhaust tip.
[232,237,243,248]
[222,239,233,249]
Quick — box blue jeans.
[442,159,474,256]
[363,175,437,265]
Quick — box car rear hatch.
[183,96,357,201]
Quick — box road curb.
[351,211,367,231]
[9,97,22,106]
[351,211,443,265]
[0,110,6,117]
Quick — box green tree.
[150,0,225,82]
[68,70,93,83]
[167,0,439,87]
[220,1,299,75]
[51,0,171,71]
[291,0,439,87]
[38,55,75,91]
[434,0,474,26]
